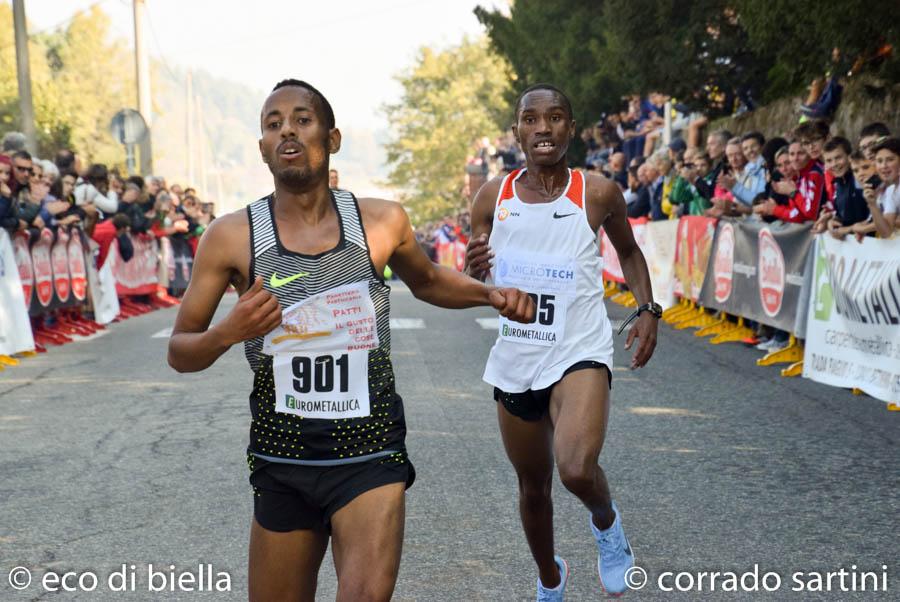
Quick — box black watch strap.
[616,302,661,336]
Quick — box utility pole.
[12,0,37,154]
[133,0,153,174]
[197,95,209,197]
[186,70,195,186]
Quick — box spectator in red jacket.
[92,213,133,267]
[753,140,825,223]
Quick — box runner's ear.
[328,128,342,155]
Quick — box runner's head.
[512,84,575,167]
[259,79,341,191]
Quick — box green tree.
[734,0,899,100]
[0,3,134,164]
[475,1,627,124]
[383,37,512,222]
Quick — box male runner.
[167,79,534,602]
[466,84,659,599]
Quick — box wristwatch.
[616,301,662,335]
[637,302,663,319]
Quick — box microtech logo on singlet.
[758,228,786,317]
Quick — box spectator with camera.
[855,137,900,239]
[670,148,712,216]
[754,140,825,223]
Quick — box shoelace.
[597,529,622,562]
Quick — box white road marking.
[390,318,425,329]
[151,327,173,338]
[476,318,499,330]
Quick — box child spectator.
[814,137,869,238]
[793,119,830,166]
[855,137,900,238]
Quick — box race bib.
[494,251,575,347]
[273,350,370,419]
[265,282,379,419]
[263,281,379,355]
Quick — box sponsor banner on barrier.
[600,218,677,308]
[168,236,194,292]
[31,228,54,312]
[68,231,88,302]
[803,236,900,403]
[111,234,159,296]
[600,217,645,284]
[673,216,717,302]
[0,229,35,355]
[13,231,33,307]
[51,228,72,305]
[699,219,813,331]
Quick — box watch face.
[649,302,663,317]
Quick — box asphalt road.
[1,283,898,601]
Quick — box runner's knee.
[337,577,394,602]
[517,472,552,507]
[557,458,596,497]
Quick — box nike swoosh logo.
[269,271,309,288]
[553,211,576,219]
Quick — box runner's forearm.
[168,326,233,372]
[409,264,492,308]
[619,248,654,306]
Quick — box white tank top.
[483,168,614,393]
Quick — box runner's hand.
[625,312,657,369]
[489,287,535,323]
[465,234,493,281]
[217,276,282,345]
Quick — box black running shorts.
[249,457,415,532]
[494,360,612,422]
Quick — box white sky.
[24,0,506,133]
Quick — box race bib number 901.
[274,350,370,419]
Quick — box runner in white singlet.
[466,84,660,599]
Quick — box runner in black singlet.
[167,79,534,602]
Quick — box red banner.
[13,231,33,307]
[31,228,54,309]
[673,216,717,302]
[600,217,648,283]
[111,233,159,296]
[68,231,88,302]
[51,228,71,304]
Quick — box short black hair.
[872,136,900,157]
[127,175,145,190]
[112,213,132,230]
[12,150,31,161]
[55,149,76,170]
[271,79,335,129]
[793,119,830,141]
[85,163,108,184]
[514,83,573,121]
[741,131,765,147]
[823,136,851,155]
[860,122,890,139]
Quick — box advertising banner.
[0,229,35,355]
[672,216,717,302]
[802,235,900,402]
[601,218,678,309]
[699,219,813,331]
[111,234,158,296]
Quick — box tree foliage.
[476,0,898,118]
[383,37,512,222]
[0,4,135,164]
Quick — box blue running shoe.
[591,501,634,595]
[536,555,568,602]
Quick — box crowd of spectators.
[0,131,216,291]
[415,211,471,266]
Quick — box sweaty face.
[823,149,849,178]
[513,90,574,167]
[259,86,337,190]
